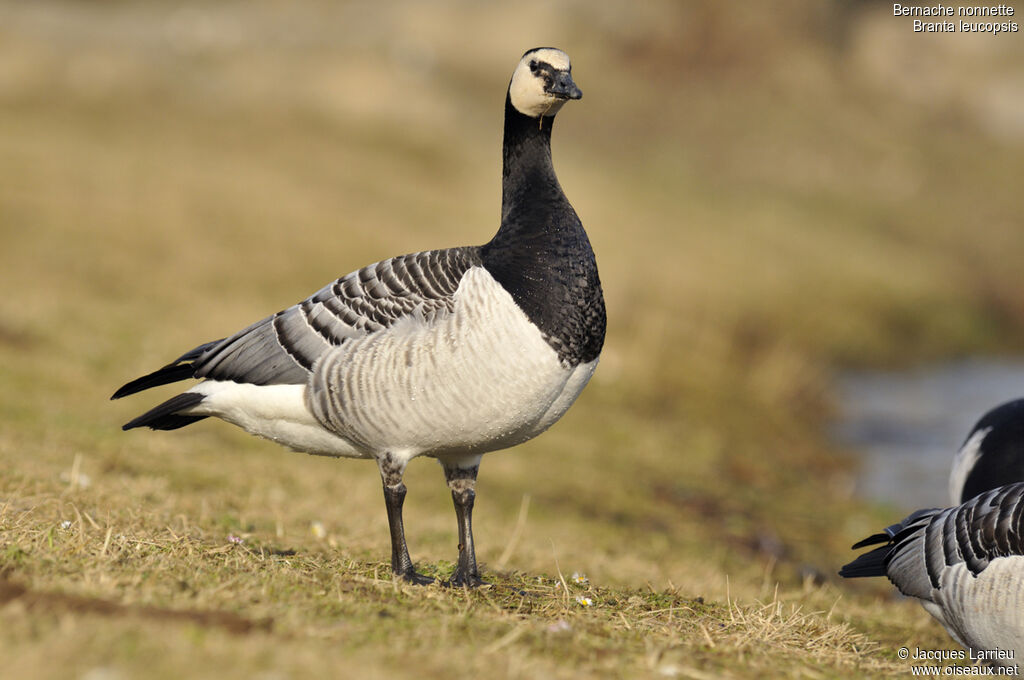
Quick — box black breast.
[480,208,606,368]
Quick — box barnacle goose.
[112,48,605,587]
[842,400,1024,666]
[949,398,1024,505]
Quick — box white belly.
[307,266,596,459]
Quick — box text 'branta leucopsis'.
[841,401,1024,666]
[112,48,605,587]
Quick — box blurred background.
[2,1,1024,677]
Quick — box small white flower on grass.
[227,534,244,544]
[571,572,588,585]
[546,619,572,634]
[575,595,593,607]
[310,521,326,539]
[60,520,73,530]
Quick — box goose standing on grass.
[841,401,1024,668]
[112,48,605,587]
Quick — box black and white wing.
[113,247,481,398]
[841,484,1024,594]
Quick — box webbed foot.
[397,568,435,586]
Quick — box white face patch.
[509,48,574,118]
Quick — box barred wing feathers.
[841,484,1024,595]
[112,248,481,398]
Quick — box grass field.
[3,2,1024,677]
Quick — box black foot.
[397,568,435,586]
[446,569,486,588]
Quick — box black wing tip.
[839,545,892,579]
[112,339,225,400]
[850,532,891,550]
[838,566,883,579]
[122,413,208,431]
[121,392,207,431]
[111,364,199,400]
[112,383,139,400]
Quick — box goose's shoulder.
[479,229,605,368]
[193,247,482,386]
[336,247,484,303]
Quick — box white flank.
[949,427,990,504]
[307,266,592,462]
[187,381,363,458]
[509,48,572,118]
[925,557,1024,666]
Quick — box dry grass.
[1,482,903,679]
[3,1,1024,677]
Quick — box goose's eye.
[529,60,540,74]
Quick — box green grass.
[3,1,1024,677]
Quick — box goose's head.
[508,47,582,118]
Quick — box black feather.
[123,392,206,431]
[112,339,223,399]
[112,363,198,400]
[850,532,891,550]
[839,545,891,578]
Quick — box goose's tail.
[113,339,223,430]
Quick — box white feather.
[949,427,991,504]
[509,48,572,118]
[186,381,363,458]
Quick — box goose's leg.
[378,453,433,585]
[442,457,485,587]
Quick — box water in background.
[833,359,1024,511]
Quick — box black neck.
[498,94,566,229]
[479,91,605,368]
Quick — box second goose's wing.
[842,484,1024,596]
